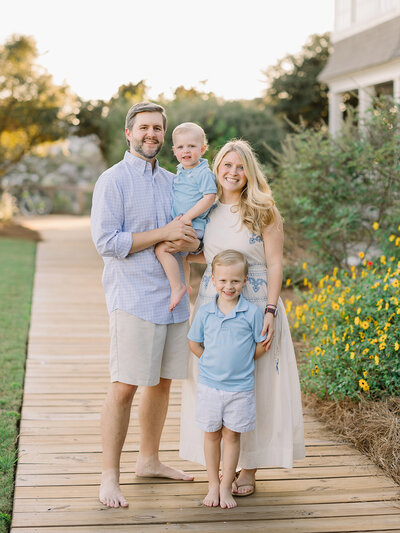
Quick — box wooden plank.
[11,501,400,528]
[9,515,400,532]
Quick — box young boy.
[155,122,216,311]
[188,250,267,509]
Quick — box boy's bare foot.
[136,456,194,481]
[169,285,187,311]
[203,482,220,507]
[220,485,237,509]
[99,469,129,508]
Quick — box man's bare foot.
[169,285,187,311]
[99,470,129,508]
[220,485,237,509]
[136,456,194,481]
[203,482,220,507]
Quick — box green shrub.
[271,97,400,273]
[287,224,400,400]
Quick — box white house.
[320,0,400,133]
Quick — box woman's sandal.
[231,470,256,497]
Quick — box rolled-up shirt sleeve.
[91,173,133,259]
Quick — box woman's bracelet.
[264,303,278,317]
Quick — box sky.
[2,0,334,102]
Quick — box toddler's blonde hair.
[172,122,207,146]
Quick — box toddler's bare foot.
[203,482,220,507]
[136,456,194,481]
[220,484,237,509]
[99,469,128,508]
[187,284,193,296]
[169,285,187,311]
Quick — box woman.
[179,139,305,495]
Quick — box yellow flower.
[357,307,361,315]
[361,321,369,329]
[315,365,319,374]
[358,251,365,259]
[392,279,399,288]
[372,222,379,230]
[302,262,307,270]
[335,279,341,288]
[350,352,355,359]
[359,378,367,388]
[354,316,360,325]
[303,277,308,286]
[396,237,400,247]
[363,382,370,391]
[379,343,386,350]
[345,343,349,352]
[332,302,340,311]
[285,278,291,286]
[374,355,379,365]
[395,341,399,351]
[389,234,396,242]
[380,255,386,265]
[363,370,368,378]
[314,346,321,354]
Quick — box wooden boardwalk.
[11,215,400,532]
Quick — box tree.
[0,35,73,183]
[264,33,331,128]
[160,89,285,172]
[75,81,147,165]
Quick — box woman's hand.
[261,312,275,352]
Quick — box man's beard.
[132,138,162,160]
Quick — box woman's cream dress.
[179,202,305,468]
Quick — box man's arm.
[128,217,198,254]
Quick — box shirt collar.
[210,294,249,319]
[124,150,159,175]
[177,157,208,173]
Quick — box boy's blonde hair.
[213,139,277,235]
[172,122,207,146]
[211,249,248,277]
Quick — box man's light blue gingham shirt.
[91,151,189,325]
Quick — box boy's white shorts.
[196,382,255,433]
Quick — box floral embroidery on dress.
[247,277,267,292]
[202,275,211,289]
[249,232,263,244]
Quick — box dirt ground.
[0,220,42,241]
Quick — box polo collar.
[210,294,249,319]
[177,157,208,173]
[124,150,159,175]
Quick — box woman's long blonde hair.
[213,139,276,234]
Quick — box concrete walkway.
[10,215,400,532]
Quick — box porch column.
[328,90,342,135]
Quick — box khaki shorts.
[109,309,190,386]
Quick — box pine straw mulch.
[0,220,42,241]
[304,394,400,486]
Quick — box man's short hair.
[211,250,248,277]
[125,102,167,132]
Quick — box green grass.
[0,238,36,533]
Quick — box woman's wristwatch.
[264,303,278,317]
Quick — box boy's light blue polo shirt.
[188,295,266,392]
[171,158,217,233]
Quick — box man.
[91,102,199,508]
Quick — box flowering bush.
[287,224,400,400]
